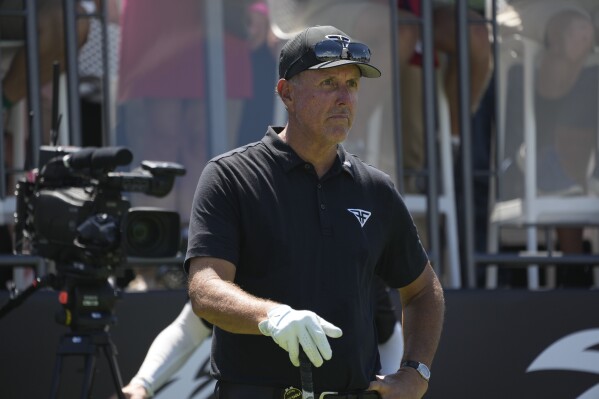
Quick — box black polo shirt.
[185,127,428,392]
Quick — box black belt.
[216,381,381,399]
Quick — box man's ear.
[277,79,292,104]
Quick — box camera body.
[14,145,186,277]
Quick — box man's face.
[287,65,361,146]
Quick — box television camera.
[2,145,185,329]
[0,145,186,398]
[14,145,185,276]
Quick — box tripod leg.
[103,344,126,399]
[49,353,64,399]
[80,352,97,399]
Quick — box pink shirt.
[118,0,252,101]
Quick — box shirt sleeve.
[184,159,240,273]
[376,183,429,288]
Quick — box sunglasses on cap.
[282,33,373,79]
[313,34,371,64]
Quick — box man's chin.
[326,128,350,144]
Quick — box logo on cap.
[325,34,350,43]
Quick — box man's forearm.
[188,264,277,334]
[400,277,445,366]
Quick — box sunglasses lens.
[314,40,344,61]
[347,43,371,63]
[314,40,371,63]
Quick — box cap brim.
[308,60,381,78]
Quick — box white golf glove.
[258,304,343,367]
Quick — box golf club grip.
[299,351,315,399]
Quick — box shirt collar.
[263,127,356,180]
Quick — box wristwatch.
[401,360,431,382]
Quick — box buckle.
[283,387,302,399]
[319,392,339,399]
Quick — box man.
[187,25,445,399]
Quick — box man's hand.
[368,369,428,399]
[121,383,150,399]
[258,304,343,367]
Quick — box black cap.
[278,25,381,80]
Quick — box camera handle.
[0,274,58,319]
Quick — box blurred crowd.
[1,0,598,291]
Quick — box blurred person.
[187,25,444,399]
[498,0,599,279]
[1,0,98,196]
[116,0,253,220]
[236,1,284,146]
[115,0,254,290]
[394,1,494,282]
[1,0,97,139]
[396,0,493,191]
[118,301,213,399]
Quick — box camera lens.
[127,217,161,249]
[124,208,180,257]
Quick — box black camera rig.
[14,145,185,277]
[0,145,186,398]
[5,143,186,328]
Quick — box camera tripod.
[49,328,125,399]
[0,271,126,399]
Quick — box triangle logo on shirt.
[347,208,371,228]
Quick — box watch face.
[418,363,431,380]
[402,360,431,381]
